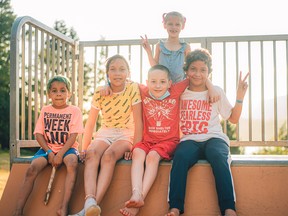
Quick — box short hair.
[183,48,213,74]
[148,64,171,80]
[47,75,71,92]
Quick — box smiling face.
[146,69,172,99]
[164,15,184,38]
[186,60,209,91]
[107,58,129,92]
[48,81,71,109]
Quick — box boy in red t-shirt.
[120,65,217,216]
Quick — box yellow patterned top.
[91,82,141,129]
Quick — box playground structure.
[1,16,288,215]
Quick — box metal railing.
[10,16,288,163]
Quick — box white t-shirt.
[180,86,232,145]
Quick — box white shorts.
[94,127,134,145]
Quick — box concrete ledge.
[1,157,288,216]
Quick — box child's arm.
[132,102,143,145]
[123,102,142,161]
[228,71,250,124]
[206,79,220,103]
[82,107,100,151]
[141,35,159,66]
[53,133,78,167]
[35,133,55,165]
[184,43,191,56]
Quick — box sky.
[10,0,288,41]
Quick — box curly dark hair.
[183,48,213,74]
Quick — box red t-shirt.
[139,79,189,143]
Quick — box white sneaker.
[84,197,101,216]
[85,205,101,216]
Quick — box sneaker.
[85,204,101,216]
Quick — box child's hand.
[208,88,221,103]
[79,150,86,163]
[48,152,55,165]
[52,154,63,168]
[206,79,220,103]
[236,71,249,100]
[100,85,113,96]
[124,151,133,160]
[140,35,152,53]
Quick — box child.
[166,48,249,216]
[141,11,191,83]
[119,64,217,216]
[13,75,84,216]
[73,54,143,216]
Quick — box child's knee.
[145,151,160,164]
[101,151,116,164]
[65,157,78,170]
[26,165,40,179]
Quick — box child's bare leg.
[57,154,78,216]
[14,158,47,216]
[84,141,107,198]
[83,141,108,216]
[125,148,146,208]
[165,208,180,216]
[141,151,162,199]
[95,140,132,203]
[224,209,237,216]
[119,207,140,216]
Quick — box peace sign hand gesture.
[236,71,250,101]
[140,34,152,53]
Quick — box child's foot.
[165,208,180,216]
[224,209,237,216]
[84,197,101,216]
[68,208,85,216]
[120,207,140,216]
[85,205,101,216]
[125,188,144,208]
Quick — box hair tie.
[183,17,186,24]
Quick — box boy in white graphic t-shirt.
[166,48,249,216]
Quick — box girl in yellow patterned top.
[73,55,143,216]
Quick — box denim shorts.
[33,148,78,160]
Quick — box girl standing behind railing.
[141,11,191,84]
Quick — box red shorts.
[133,139,179,160]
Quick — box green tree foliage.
[0,0,16,149]
[52,20,106,130]
[221,121,243,154]
[53,20,79,41]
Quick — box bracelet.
[236,99,243,104]
[46,149,53,154]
